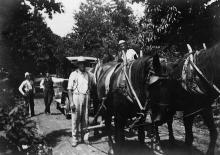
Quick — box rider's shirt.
[121,49,138,62]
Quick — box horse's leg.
[115,112,126,145]
[183,115,194,147]
[147,123,164,155]
[114,109,127,155]
[105,111,114,155]
[201,107,218,155]
[167,118,175,144]
[138,120,145,145]
[154,125,160,141]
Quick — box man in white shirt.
[118,40,138,63]
[18,72,35,117]
[68,57,91,147]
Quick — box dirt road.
[32,97,220,155]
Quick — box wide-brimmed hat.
[118,40,126,45]
[77,57,86,64]
[25,72,30,78]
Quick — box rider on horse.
[118,40,138,63]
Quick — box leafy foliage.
[136,0,220,53]
[0,69,51,155]
[65,0,139,58]
[1,0,63,76]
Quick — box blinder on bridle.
[146,69,169,87]
[147,53,170,86]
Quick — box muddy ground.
[1,96,220,155]
[31,96,220,155]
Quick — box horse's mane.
[196,42,220,87]
[130,56,151,104]
[160,42,220,89]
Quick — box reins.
[181,44,220,118]
[188,59,220,95]
[122,61,144,111]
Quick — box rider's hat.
[24,72,30,78]
[118,40,126,45]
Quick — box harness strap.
[188,59,220,95]
[122,62,144,111]
[184,108,204,118]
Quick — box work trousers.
[71,93,89,142]
[24,92,34,116]
[44,90,54,113]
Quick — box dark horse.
[148,44,220,155]
[93,56,164,154]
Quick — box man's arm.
[32,80,36,94]
[18,81,26,96]
[67,72,76,110]
[40,79,44,90]
[68,89,74,109]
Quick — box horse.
[147,43,220,155]
[93,56,165,154]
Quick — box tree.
[1,0,64,75]
[72,0,113,57]
[69,0,138,58]
[109,0,139,52]
[134,0,220,54]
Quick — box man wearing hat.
[40,71,54,114]
[19,72,35,117]
[118,40,138,63]
[67,57,92,147]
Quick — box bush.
[0,71,52,154]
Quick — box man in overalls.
[40,71,54,114]
[68,57,91,147]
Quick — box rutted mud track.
[33,98,220,155]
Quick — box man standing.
[19,72,35,117]
[40,71,54,114]
[68,57,91,147]
[118,40,138,63]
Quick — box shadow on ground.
[111,139,204,155]
[160,139,204,155]
[44,129,71,147]
[88,130,204,155]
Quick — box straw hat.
[24,72,30,78]
[118,40,126,45]
[77,57,86,64]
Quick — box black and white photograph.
[0,0,220,155]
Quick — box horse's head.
[129,54,166,109]
[146,54,177,124]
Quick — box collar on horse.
[120,59,169,112]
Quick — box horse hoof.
[83,132,90,143]
[206,149,214,155]
[108,148,114,155]
[169,137,176,145]
[153,149,165,155]
[152,144,165,155]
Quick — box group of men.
[18,71,54,116]
[18,40,138,147]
